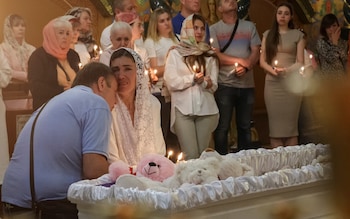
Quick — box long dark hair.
[265,2,294,64]
[319,13,339,40]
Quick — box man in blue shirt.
[1,62,117,219]
[172,0,210,42]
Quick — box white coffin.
[68,144,335,219]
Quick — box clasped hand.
[193,72,204,84]
[273,67,287,77]
[193,73,213,88]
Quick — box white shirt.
[100,23,113,51]
[99,47,114,66]
[144,37,178,91]
[74,42,91,66]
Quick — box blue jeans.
[214,85,255,154]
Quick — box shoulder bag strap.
[220,19,239,53]
[56,61,71,82]
[30,102,48,210]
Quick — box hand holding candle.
[209,38,214,47]
[150,69,158,84]
[299,66,305,76]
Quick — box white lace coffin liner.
[68,144,333,218]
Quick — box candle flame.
[274,60,278,66]
[193,65,198,72]
[167,150,173,159]
[177,152,183,162]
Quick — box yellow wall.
[0,0,111,48]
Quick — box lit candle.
[299,66,305,75]
[309,54,313,60]
[167,150,173,159]
[193,65,198,73]
[209,38,214,46]
[144,70,149,75]
[177,152,183,163]
[234,62,238,68]
[93,44,98,51]
[274,60,278,67]
[153,69,158,75]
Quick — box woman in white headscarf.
[108,47,165,166]
[164,14,219,160]
[0,14,35,81]
[65,7,96,65]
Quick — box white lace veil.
[112,47,156,165]
[2,14,35,72]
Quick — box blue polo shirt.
[1,85,111,208]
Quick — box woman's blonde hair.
[146,8,176,42]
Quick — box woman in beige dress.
[260,2,305,148]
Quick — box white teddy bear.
[199,148,254,180]
[163,157,220,189]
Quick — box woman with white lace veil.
[0,14,35,82]
[108,47,165,165]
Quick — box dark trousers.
[153,93,171,140]
[214,85,255,154]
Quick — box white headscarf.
[0,14,35,72]
[175,14,212,57]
